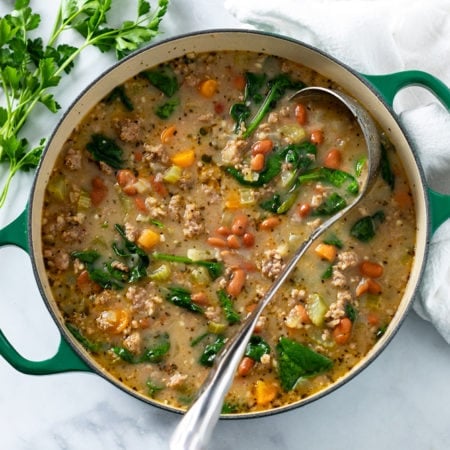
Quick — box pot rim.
[27,28,430,418]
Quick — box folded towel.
[225,0,450,342]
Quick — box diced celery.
[47,175,68,201]
[190,266,210,285]
[280,169,296,188]
[77,190,91,211]
[306,293,328,327]
[134,178,152,194]
[187,248,213,261]
[279,124,306,143]
[207,321,227,334]
[163,165,183,183]
[239,188,256,206]
[149,263,171,282]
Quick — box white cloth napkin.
[225,0,450,342]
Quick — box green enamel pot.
[1,30,449,417]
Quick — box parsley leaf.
[0,0,170,207]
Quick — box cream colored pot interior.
[29,31,428,415]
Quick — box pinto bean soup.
[42,51,415,414]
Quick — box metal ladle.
[170,87,381,450]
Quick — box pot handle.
[363,70,450,232]
[0,209,91,374]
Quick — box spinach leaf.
[66,322,101,353]
[152,252,224,280]
[71,224,150,290]
[113,333,170,364]
[199,335,226,367]
[312,192,347,216]
[321,264,333,280]
[299,167,359,194]
[276,337,333,391]
[166,286,205,314]
[140,333,171,363]
[143,67,179,97]
[86,134,124,169]
[345,303,358,322]
[113,224,149,283]
[245,336,270,361]
[242,74,305,138]
[225,141,316,192]
[230,102,251,133]
[323,234,343,249]
[155,97,179,119]
[217,290,241,325]
[350,210,385,242]
[224,149,284,187]
[104,86,134,111]
[147,379,164,397]
[244,72,267,103]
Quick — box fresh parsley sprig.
[0,0,170,208]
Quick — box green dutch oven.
[1,30,450,416]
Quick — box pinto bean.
[259,216,281,231]
[231,214,249,236]
[333,317,352,345]
[226,268,246,297]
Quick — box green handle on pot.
[0,208,91,374]
[363,70,450,233]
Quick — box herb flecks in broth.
[42,51,415,413]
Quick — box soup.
[41,51,415,414]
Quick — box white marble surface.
[1,1,450,449]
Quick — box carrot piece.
[356,278,382,297]
[233,74,246,91]
[137,228,160,251]
[149,175,168,197]
[160,125,177,144]
[323,148,342,169]
[394,190,413,208]
[238,356,255,377]
[171,148,195,168]
[314,243,337,262]
[225,191,242,209]
[254,380,278,406]
[295,103,307,125]
[116,169,136,187]
[333,317,352,345]
[367,278,382,295]
[367,312,380,326]
[76,270,101,295]
[134,151,143,162]
[360,261,383,278]
[114,309,131,334]
[134,196,147,213]
[310,129,324,145]
[199,79,218,98]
